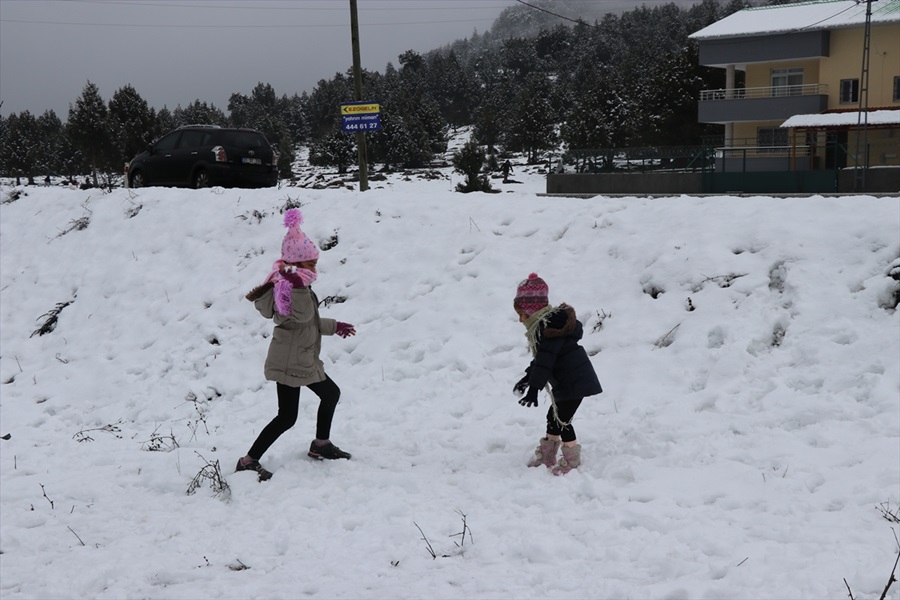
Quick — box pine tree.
[303,74,354,141]
[228,83,297,178]
[425,50,480,128]
[1,111,40,184]
[173,100,226,127]
[67,81,109,184]
[502,73,558,164]
[36,110,65,177]
[452,140,494,193]
[155,107,176,138]
[108,84,155,170]
[0,115,7,176]
[560,65,614,161]
[279,93,309,146]
[308,124,355,174]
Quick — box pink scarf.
[264,260,317,315]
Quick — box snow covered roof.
[690,0,900,40]
[781,109,900,128]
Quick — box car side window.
[154,132,180,152]
[178,130,206,149]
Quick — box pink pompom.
[283,209,303,229]
[528,272,539,279]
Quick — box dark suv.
[128,125,278,189]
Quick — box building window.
[771,68,803,96]
[840,79,860,103]
[894,76,900,102]
[757,127,788,153]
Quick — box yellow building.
[690,0,899,191]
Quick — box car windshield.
[222,132,267,149]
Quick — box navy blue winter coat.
[525,304,602,402]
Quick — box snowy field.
[1,165,898,599]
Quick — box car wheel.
[130,171,145,188]
[193,169,210,189]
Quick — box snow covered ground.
[1,163,898,599]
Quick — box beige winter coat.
[247,282,336,387]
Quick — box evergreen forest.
[0,0,795,185]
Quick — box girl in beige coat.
[236,209,356,481]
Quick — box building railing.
[563,146,715,173]
[700,83,828,101]
[717,145,808,159]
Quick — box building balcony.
[697,30,830,68]
[699,84,829,124]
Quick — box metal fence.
[558,138,898,193]
[563,145,715,174]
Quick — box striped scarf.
[522,304,572,429]
[523,304,555,356]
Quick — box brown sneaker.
[235,457,272,481]
[308,441,351,460]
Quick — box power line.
[3,0,512,9]
[0,0,508,28]
[0,17,499,29]
[797,2,860,31]
[513,0,588,26]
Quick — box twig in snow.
[879,551,900,600]
[592,309,611,333]
[414,522,438,559]
[229,559,251,572]
[653,323,680,349]
[700,273,747,288]
[450,509,474,548]
[31,299,75,337]
[72,419,124,443]
[186,452,230,498]
[844,578,855,600]
[67,526,85,546]
[877,501,900,524]
[40,484,54,509]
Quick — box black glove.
[513,375,529,396]
[518,388,538,407]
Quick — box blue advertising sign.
[340,101,381,132]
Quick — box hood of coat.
[541,303,581,340]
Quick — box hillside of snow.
[1,172,898,599]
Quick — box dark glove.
[336,322,356,338]
[513,375,529,396]
[518,388,538,407]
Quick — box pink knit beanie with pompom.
[514,273,549,317]
[281,209,319,263]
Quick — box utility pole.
[349,0,369,192]
[853,0,876,193]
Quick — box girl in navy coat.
[513,273,602,474]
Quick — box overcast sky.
[0,0,516,118]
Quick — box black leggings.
[545,398,583,443]
[248,375,340,460]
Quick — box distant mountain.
[485,0,782,41]
[489,0,708,36]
